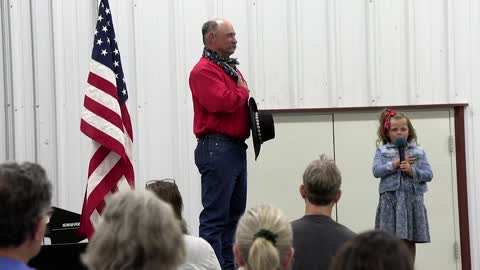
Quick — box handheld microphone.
[394,136,407,162]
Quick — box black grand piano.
[29,207,88,270]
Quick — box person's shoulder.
[190,58,222,78]
[291,216,309,226]
[382,142,396,148]
[325,220,356,241]
[375,143,386,150]
[192,58,216,71]
[190,57,206,72]
[182,235,221,270]
[408,142,427,153]
[184,235,214,252]
[291,217,302,224]
[291,215,332,230]
[408,142,422,149]
[337,222,356,237]
[0,257,32,270]
[376,142,397,153]
[291,216,311,234]
[184,234,208,245]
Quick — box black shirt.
[291,215,355,270]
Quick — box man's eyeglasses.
[145,178,176,188]
[43,208,54,224]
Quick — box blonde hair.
[235,205,292,270]
[82,190,185,270]
[376,109,417,145]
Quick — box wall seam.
[28,0,39,162]
[1,0,15,160]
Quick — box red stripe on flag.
[96,200,106,214]
[79,159,126,237]
[120,103,133,140]
[123,156,135,185]
[87,145,110,178]
[83,161,125,215]
[79,189,92,238]
[87,72,118,99]
[83,95,124,131]
[80,119,126,159]
[78,213,94,239]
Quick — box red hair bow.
[384,109,396,131]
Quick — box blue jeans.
[194,136,247,270]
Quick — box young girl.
[372,109,433,261]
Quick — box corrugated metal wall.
[1,0,479,267]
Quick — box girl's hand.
[392,159,401,169]
[406,156,416,165]
[400,161,413,176]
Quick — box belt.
[198,133,245,144]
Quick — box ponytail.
[235,205,293,270]
[247,231,281,269]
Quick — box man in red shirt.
[189,18,250,270]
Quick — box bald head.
[201,19,237,58]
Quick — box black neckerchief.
[202,47,240,82]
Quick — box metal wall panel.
[1,0,479,266]
[464,0,480,268]
[30,0,59,205]
[0,0,9,162]
[48,0,97,210]
[9,0,35,161]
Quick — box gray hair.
[201,20,218,45]
[303,154,342,205]
[0,162,52,247]
[235,205,292,270]
[82,190,185,270]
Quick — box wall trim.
[454,106,471,270]
[263,103,468,113]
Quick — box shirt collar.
[0,257,35,270]
[385,141,415,149]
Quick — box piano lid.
[45,207,86,244]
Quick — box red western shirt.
[189,57,250,140]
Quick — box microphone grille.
[394,136,407,147]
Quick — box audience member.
[234,205,294,270]
[291,154,355,270]
[0,162,52,270]
[146,178,221,270]
[82,190,185,270]
[330,230,414,270]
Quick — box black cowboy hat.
[249,97,275,160]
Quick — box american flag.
[79,0,134,239]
